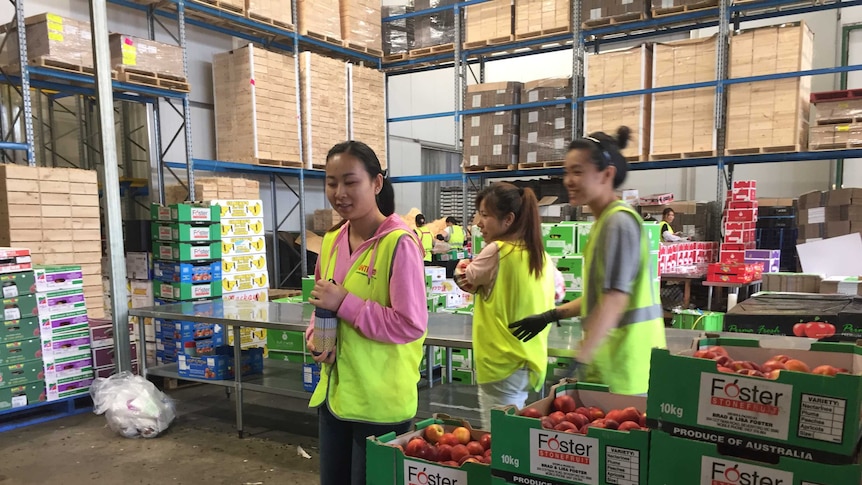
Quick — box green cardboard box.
[425,275,432,291]
[575,221,593,254]
[151,203,221,223]
[0,380,45,410]
[648,430,862,485]
[647,339,862,464]
[154,241,222,262]
[301,277,315,302]
[542,223,577,256]
[152,222,221,243]
[155,280,222,301]
[546,356,576,381]
[419,346,443,373]
[472,225,486,252]
[0,359,44,387]
[562,291,582,304]
[451,368,476,385]
[366,415,491,485]
[643,222,662,252]
[451,347,473,369]
[556,256,584,292]
[427,295,446,313]
[1,294,38,322]
[267,330,305,352]
[0,317,39,343]
[0,271,35,299]
[490,381,650,485]
[0,338,42,365]
[267,350,312,364]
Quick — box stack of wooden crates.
[0,165,103,318]
[165,177,261,205]
[247,0,293,29]
[465,0,513,47]
[340,0,382,54]
[298,0,341,40]
[810,92,862,150]
[514,0,571,40]
[726,22,813,154]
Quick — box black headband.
[584,136,613,169]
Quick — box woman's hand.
[306,335,336,364]
[309,279,348,312]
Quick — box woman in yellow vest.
[509,127,666,395]
[455,183,561,428]
[414,213,434,264]
[443,216,466,249]
[305,141,428,485]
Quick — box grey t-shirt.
[585,210,642,312]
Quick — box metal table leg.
[426,345,434,389]
[445,347,453,384]
[707,287,714,311]
[233,326,244,438]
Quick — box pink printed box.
[39,310,89,336]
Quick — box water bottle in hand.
[312,307,337,360]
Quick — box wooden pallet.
[268,288,302,300]
[514,27,572,41]
[811,142,862,151]
[582,12,646,30]
[247,11,294,31]
[116,66,190,92]
[725,145,801,155]
[652,0,718,18]
[431,43,456,54]
[311,163,326,170]
[190,0,244,15]
[345,41,384,58]
[253,159,304,168]
[464,35,515,49]
[815,117,860,126]
[383,53,409,63]
[463,164,517,172]
[649,150,716,161]
[517,161,564,170]
[304,30,346,49]
[408,43,455,59]
[625,154,649,162]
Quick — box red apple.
[553,395,577,413]
[565,412,589,428]
[547,411,566,426]
[417,445,438,462]
[424,424,445,444]
[479,433,491,451]
[450,444,470,463]
[519,407,543,419]
[452,426,471,445]
[406,438,428,458]
[438,433,460,447]
[466,441,484,456]
[618,421,641,432]
[554,421,578,433]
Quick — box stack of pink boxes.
[720,180,758,264]
[658,242,719,275]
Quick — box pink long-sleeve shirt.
[305,214,429,345]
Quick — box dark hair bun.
[616,126,631,150]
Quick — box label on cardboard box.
[222,271,268,294]
[221,218,264,238]
[403,460,467,485]
[699,456,793,485]
[529,428,599,482]
[697,372,793,440]
[33,266,83,292]
[212,200,263,219]
[222,236,266,256]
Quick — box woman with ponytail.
[509,127,666,396]
[454,182,564,428]
[306,141,428,485]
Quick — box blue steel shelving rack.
[383,0,862,217]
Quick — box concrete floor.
[0,385,322,485]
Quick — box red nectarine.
[438,433,460,447]
[466,441,484,456]
[812,365,838,376]
[406,437,428,457]
[553,395,577,413]
[424,424,444,444]
[519,407,542,419]
[784,359,810,373]
[452,426,471,445]
[547,411,566,426]
[554,421,578,433]
[450,444,470,463]
[479,433,491,451]
[565,412,589,428]
[437,444,453,462]
[617,421,641,432]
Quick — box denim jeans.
[318,404,412,485]
[477,368,530,430]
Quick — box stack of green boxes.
[542,222,585,303]
[643,221,662,298]
[0,249,44,409]
[266,328,311,364]
[449,347,475,385]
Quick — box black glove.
[508,309,560,342]
[567,360,588,382]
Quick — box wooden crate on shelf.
[725,21,813,155]
[651,36,717,160]
[651,0,718,17]
[514,0,571,40]
[585,44,651,161]
[165,177,261,204]
[349,64,387,169]
[464,0,514,47]
[246,0,293,29]
[213,44,301,167]
[298,0,341,41]
[109,34,185,79]
[2,13,94,73]
[300,52,348,169]
[340,0,382,54]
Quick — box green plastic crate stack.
[151,203,222,302]
[449,347,475,385]
[672,309,724,331]
[555,255,584,302]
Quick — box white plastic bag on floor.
[90,371,176,439]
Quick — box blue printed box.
[177,346,263,380]
[156,319,222,341]
[154,261,222,284]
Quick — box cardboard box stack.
[165,176,261,205]
[382,4,414,57]
[797,189,825,244]
[109,34,185,80]
[647,338,862,483]
[650,0,718,15]
[651,36,717,159]
[0,165,104,318]
[581,0,646,26]
[3,13,93,71]
[214,45,300,166]
[313,208,341,232]
[585,44,652,161]
[519,78,572,166]
[810,90,862,150]
[412,0,456,51]
[126,252,155,366]
[340,0,382,54]
[462,82,522,170]
[797,188,862,242]
[659,241,719,274]
[349,63,387,169]
[300,52,348,169]
[34,264,95,402]
[708,180,759,283]
[151,203,223,365]
[726,22,813,153]
[464,0,513,46]
[247,0,292,28]
[297,0,341,39]
[514,0,570,39]
[756,198,797,271]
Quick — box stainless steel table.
[704,279,763,310]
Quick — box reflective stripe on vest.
[582,201,666,395]
[449,225,465,248]
[308,226,425,423]
[472,241,556,391]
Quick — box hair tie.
[382,168,389,178]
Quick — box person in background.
[306,141,428,485]
[455,183,564,428]
[508,127,666,396]
[659,208,688,242]
[415,213,434,265]
[443,216,467,250]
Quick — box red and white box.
[727,200,757,210]
[724,222,755,232]
[719,250,745,264]
[728,187,757,202]
[640,193,674,205]
[0,247,32,275]
[726,208,757,222]
[733,180,756,189]
[725,229,756,244]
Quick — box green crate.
[267,350,312,364]
[0,317,39,343]
[451,347,473,369]
[0,338,41,365]
[1,294,37,322]
[0,271,34,299]
[0,359,43,387]
[672,310,724,331]
[450,368,476,385]
[267,330,305,352]
[427,294,446,313]
[542,222,577,255]
[151,203,221,223]
[153,241,222,262]
[152,222,221,243]
[556,256,584,292]
[0,380,45,410]
[154,280,222,301]
[574,221,593,254]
